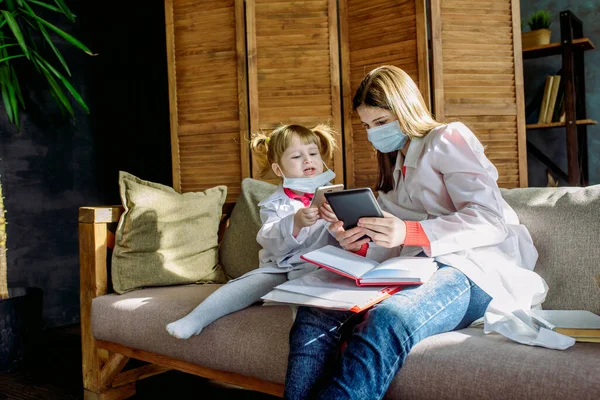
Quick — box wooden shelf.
[523,37,595,59]
[526,119,598,130]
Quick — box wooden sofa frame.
[78,205,284,399]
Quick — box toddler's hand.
[318,202,338,223]
[294,207,319,230]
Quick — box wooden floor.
[0,324,278,399]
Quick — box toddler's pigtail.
[249,131,272,177]
[311,123,338,163]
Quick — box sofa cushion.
[111,171,228,294]
[220,178,277,279]
[501,185,600,314]
[92,289,600,399]
[391,328,600,399]
[92,285,294,384]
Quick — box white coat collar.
[258,184,287,206]
[402,124,446,169]
[403,137,426,169]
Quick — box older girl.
[284,66,573,400]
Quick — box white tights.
[166,272,288,339]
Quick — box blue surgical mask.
[367,120,409,153]
[277,163,336,194]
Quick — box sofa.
[79,178,600,400]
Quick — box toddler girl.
[166,123,340,339]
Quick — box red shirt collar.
[283,188,314,207]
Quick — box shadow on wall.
[0,0,172,329]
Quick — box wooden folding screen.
[340,0,430,189]
[430,0,527,188]
[246,0,343,184]
[165,0,249,202]
[165,0,527,197]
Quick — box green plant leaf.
[22,10,93,55]
[21,0,70,75]
[0,43,19,52]
[0,70,15,124]
[5,0,17,12]
[21,25,42,75]
[6,73,19,130]
[527,10,552,30]
[34,56,74,115]
[10,65,25,109]
[53,0,75,22]
[39,23,70,75]
[21,15,38,31]
[25,0,63,14]
[0,54,25,63]
[33,52,88,112]
[0,65,21,129]
[1,10,30,59]
[49,89,68,117]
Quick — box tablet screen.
[324,188,383,234]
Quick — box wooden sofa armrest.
[79,206,124,397]
[78,202,245,399]
[79,206,125,224]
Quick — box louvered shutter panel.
[165,0,250,201]
[246,0,343,184]
[340,0,430,189]
[431,0,527,188]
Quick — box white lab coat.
[231,185,339,281]
[374,122,574,350]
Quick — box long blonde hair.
[352,65,443,192]
[250,123,338,177]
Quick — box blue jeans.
[283,264,492,400]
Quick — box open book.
[261,268,402,312]
[300,245,438,286]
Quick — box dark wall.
[521,1,599,186]
[0,1,171,328]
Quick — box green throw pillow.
[112,171,228,294]
[219,178,277,279]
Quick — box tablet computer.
[324,188,383,239]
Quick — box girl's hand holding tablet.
[357,211,407,248]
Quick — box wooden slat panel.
[341,0,429,189]
[247,0,343,185]
[431,0,528,187]
[166,0,249,201]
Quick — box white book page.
[275,269,390,304]
[302,245,379,278]
[361,257,437,280]
[531,310,600,330]
[262,289,353,310]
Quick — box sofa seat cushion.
[91,285,295,384]
[93,286,600,398]
[392,328,600,400]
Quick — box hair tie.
[265,137,271,144]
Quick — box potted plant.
[522,10,553,49]
[0,0,92,372]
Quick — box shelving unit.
[524,10,595,186]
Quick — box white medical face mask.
[367,120,409,153]
[278,164,336,194]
